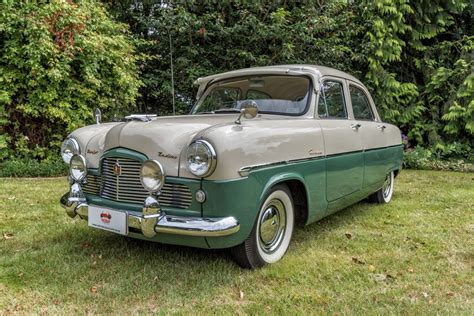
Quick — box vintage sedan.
[60,65,403,268]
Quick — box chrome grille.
[83,174,101,195]
[159,184,194,209]
[98,157,192,209]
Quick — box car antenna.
[169,31,176,116]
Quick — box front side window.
[192,75,311,115]
[350,85,374,120]
[318,80,347,118]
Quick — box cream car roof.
[194,64,364,87]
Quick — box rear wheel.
[369,171,395,203]
[231,184,294,269]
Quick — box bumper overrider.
[60,182,240,238]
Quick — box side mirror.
[95,108,101,125]
[235,100,258,125]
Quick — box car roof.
[194,64,363,86]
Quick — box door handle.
[377,125,386,131]
[351,123,361,130]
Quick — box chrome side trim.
[238,156,323,177]
[238,144,403,177]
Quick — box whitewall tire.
[369,171,395,203]
[231,184,295,269]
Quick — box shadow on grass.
[35,199,374,265]
[295,200,377,237]
[3,198,379,308]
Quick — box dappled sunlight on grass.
[1,170,473,313]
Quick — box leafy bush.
[0,157,67,177]
[403,147,473,172]
[0,0,141,162]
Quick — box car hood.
[80,115,237,176]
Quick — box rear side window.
[350,86,374,120]
[318,80,347,118]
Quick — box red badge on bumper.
[100,212,112,224]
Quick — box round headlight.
[186,140,217,177]
[70,154,87,182]
[140,160,165,193]
[61,138,80,164]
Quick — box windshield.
[192,75,311,115]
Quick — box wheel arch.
[259,173,309,226]
[394,169,400,178]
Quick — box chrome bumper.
[60,184,240,238]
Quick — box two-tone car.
[60,65,403,268]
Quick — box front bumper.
[60,183,240,238]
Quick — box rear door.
[348,81,388,189]
[317,78,364,202]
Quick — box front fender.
[259,172,307,203]
[203,158,327,249]
[202,172,307,250]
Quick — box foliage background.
[0,0,140,162]
[0,0,472,166]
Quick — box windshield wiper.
[196,109,241,115]
[213,109,241,113]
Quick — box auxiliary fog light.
[140,160,165,193]
[69,154,87,182]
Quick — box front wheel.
[231,184,295,269]
[369,171,395,203]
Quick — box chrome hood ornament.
[95,108,101,125]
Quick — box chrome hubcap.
[382,173,392,199]
[259,199,286,254]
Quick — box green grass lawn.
[1,170,473,314]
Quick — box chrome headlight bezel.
[186,140,217,178]
[69,154,87,182]
[140,160,165,193]
[61,138,80,164]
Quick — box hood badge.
[113,162,122,176]
[158,151,177,159]
[87,149,99,155]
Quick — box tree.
[362,0,473,157]
[0,0,141,160]
[107,0,472,158]
[105,0,365,115]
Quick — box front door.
[317,79,364,202]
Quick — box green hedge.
[0,157,67,177]
[403,148,473,172]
